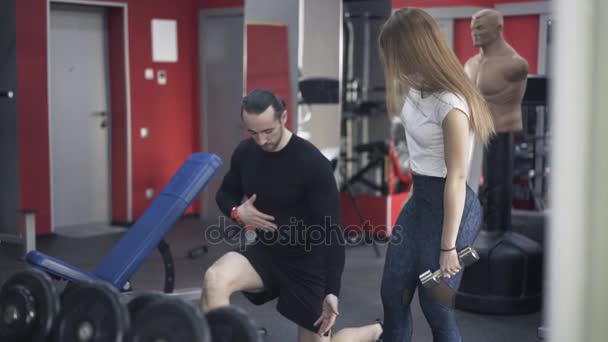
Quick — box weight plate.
[0,268,60,342]
[206,305,260,342]
[53,282,129,342]
[130,297,210,342]
[127,292,164,321]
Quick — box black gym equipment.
[53,281,129,342]
[299,78,340,105]
[126,292,165,322]
[0,269,60,342]
[130,297,211,342]
[157,239,176,293]
[455,76,546,315]
[206,306,261,342]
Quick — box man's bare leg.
[298,326,331,342]
[200,252,264,312]
[331,323,383,342]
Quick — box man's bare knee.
[203,265,233,297]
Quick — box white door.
[199,9,244,220]
[50,4,111,228]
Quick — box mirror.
[244,0,343,159]
[244,0,300,132]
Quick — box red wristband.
[230,206,243,225]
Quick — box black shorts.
[236,243,327,333]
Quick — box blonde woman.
[377,8,494,342]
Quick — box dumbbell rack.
[0,268,262,342]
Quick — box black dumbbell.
[0,268,60,342]
[52,281,130,342]
[129,296,262,342]
[419,246,479,288]
[127,292,165,322]
[206,305,262,342]
[130,296,211,342]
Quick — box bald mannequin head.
[471,9,504,48]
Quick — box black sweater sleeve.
[306,157,345,297]
[215,143,244,217]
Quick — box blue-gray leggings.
[381,175,481,342]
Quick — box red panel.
[491,0,543,4]
[503,15,539,74]
[108,8,128,222]
[389,192,409,234]
[393,0,542,8]
[194,0,243,8]
[126,0,198,218]
[454,18,477,65]
[393,0,491,8]
[245,24,292,129]
[340,193,387,236]
[16,0,51,234]
[340,192,409,238]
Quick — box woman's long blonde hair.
[378,8,495,144]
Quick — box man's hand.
[314,294,339,336]
[237,194,277,231]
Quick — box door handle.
[92,111,107,117]
[92,111,108,129]
[1,90,14,99]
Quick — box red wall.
[393,0,542,8]
[16,0,50,232]
[246,24,293,130]
[16,0,242,234]
[127,0,197,221]
[393,0,542,73]
[195,0,243,8]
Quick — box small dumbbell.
[419,246,479,288]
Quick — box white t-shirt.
[401,88,474,178]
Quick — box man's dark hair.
[241,89,286,120]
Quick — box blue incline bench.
[26,153,222,291]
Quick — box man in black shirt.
[200,89,347,341]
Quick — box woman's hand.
[439,249,461,278]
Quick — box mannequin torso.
[466,9,529,133]
[465,46,528,132]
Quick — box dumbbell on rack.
[53,281,130,342]
[128,294,262,342]
[0,268,60,342]
[1,269,262,342]
[128,294,211,342]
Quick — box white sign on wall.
[151,19,178,62]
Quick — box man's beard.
[262,128,283,151]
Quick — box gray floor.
[0,217,543,341]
